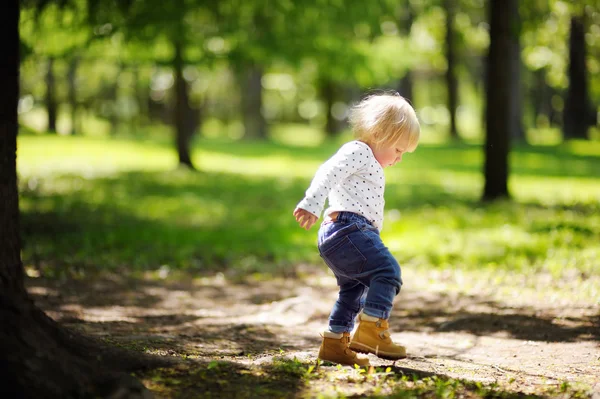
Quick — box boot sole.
[349,342,407,361]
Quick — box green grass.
[17,131,600,293]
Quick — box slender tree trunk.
[107,64,123,136]
[563,15,594,140]
[133,66,148,128]
[444,0,459,140]
[320,77,341,137]
[173,39,195,168]
[67,57,78,135]
[45,56,57,133]
[240,64,267,140]
[532,69,546,127]
[397,0,414,104]
[483,0,515,201]
[398,72,414,105]
[508,0,524,142]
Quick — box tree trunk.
[397,0,414,104]
[240,64,267,140]
[483,0,515,201]
[173,40,196,169]
[444,0,459,140]
[507,0,524,142]
[320,77,341,137]
[563,15,594,140]
[1,3,158,397]
[67,57,78,135]
[45,56,57,133]
[108,64,122,136]
[133,66,148,127]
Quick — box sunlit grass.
[17,131,600,303]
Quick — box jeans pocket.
[320,235,367,277]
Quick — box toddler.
[293,93,420,366]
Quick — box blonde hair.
[349,93,420,152]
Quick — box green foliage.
[17,133,599,289]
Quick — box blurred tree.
[444,0,459,139]
[45,56,58,132]
[563,13,596,139]
[396,0,415,105]
[483,0,518,200]
[109,0,217,168]
[21,0,95,134]
[508,0,524,141]
[67,56,79,135]
[318,76,343,137]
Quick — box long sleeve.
[297,142,370,218]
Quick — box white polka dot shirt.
[297,140,386,230]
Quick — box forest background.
[2,0,599,397]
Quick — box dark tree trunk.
[67,57,78,135]
[173,40,196,168]
[1,3,159,397]
[507,0,524,142]
[45,57,58,133]
[483,0,515,201]
[532,69,546,127]
[239,64,267,140]
[563,15,595,140]
[108,64,122,136]
[444,0,459,140]
[133,66,148,127]
[532,69,561,128]
[398,72,414,106]
[320,78,342,137]
[397,0,414,104]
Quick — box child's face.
[371,133,411,168]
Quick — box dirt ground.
[27,268,600,398]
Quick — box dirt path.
[27,269,600,398]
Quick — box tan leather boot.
[350,314,407,360]
[318,331,370,367]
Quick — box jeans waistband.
[335,211,373,227]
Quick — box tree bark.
[563,15,594,140]
[67,57,78,135]
[532,68,560,128]
[444,0,459,140]
[240,64,267,140]
[482,0,515,201]
[1,3,159,397]
[397,0,414,104]
[319,77,342,137]
[507,0,524,142]
[108,64,122,136]
[45,56,58,133]
[173,39,196,168]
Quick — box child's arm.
[294,143,365,229]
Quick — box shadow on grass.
[20,167,599,280]
[135,357,308,399]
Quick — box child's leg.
[348,229,406,360]
[328,278,367,333]
[362,257,400,319]
[319,277,370,367]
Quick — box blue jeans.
[318,212,402,333]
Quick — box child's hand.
[293,207,318,230]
